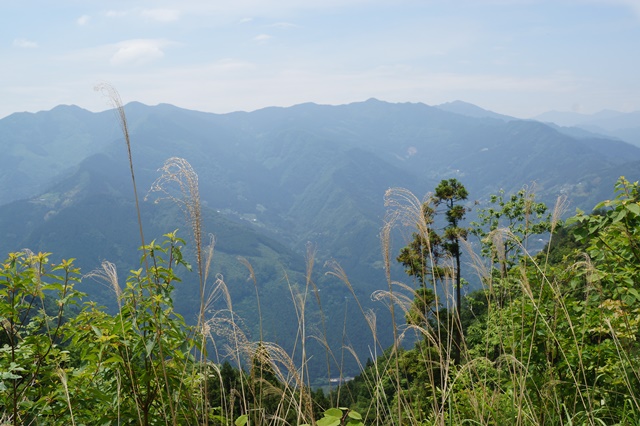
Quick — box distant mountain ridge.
[3,98,639,273]
[436,100,516,121]
[3,98,638,269]
[534,109,640,147]
[2,98,640,380]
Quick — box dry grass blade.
[56,368,76,426]
[146,156,209,331]
[94,82,147,257]
[84,260,122,307]
[146,157,203,264]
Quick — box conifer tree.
[398,178,469,364]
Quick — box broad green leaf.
[103,354,124,364]
[317,417,341,426]
[235,414,248,426]
[1,371,22,380]
[613,209,627,223]
[325,408,343,418]
[347,410,363,420]
[627,203,640,216]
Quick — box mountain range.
[1,98,639,380]
[533,108,640,147]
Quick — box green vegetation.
[0,233,325,425]
[335,177,640,424]
[3,168,640,424]
[397,178,469,365]
[3,91,640,424]
[4,98,640,386]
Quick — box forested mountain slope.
[2,99,639,379]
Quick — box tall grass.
[364,186,640,425]
[98,96,639,424]
[94,85,323,425]
[4,87,638,425]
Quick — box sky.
[2,0,640,119]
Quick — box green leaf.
[325,408,343,418]
[1,371,22,380]
[235,414,248,426]
[103,354,124,365]
[628,287,640,302]
[613,209,627,223]
[565,216,580,226]
[145,337,155,357]
[627,203,640,216]
[42,283,63,292]
[317,417,341,426]
[347,410,363,420]
[91,325,103,338]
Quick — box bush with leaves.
[0,252,84,425]
[67,231,205,425]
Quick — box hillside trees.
[433,179,469,355]
[462,177,640,422]
[376,177,640,423]
[3,169,640,424]
[471,186,552,278]
[470,187,554,311]
[397,178,469,364]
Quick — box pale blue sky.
[2,0,639,119]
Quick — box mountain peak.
[50,104,86,112]
[436,100,514,121]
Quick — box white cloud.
[13,39,38,48]
[110,39,168,66]
[140,9,181,22]
[239,17,253,24]
[77,15,90,26]
[253,34,272,44]
[105,10,127,18]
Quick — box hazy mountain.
[0,105,120,204]
[534,109,623,127]
[436,100,515,121]
[0,152,334,377]
[534,109,640,147]
[2,99,640,380]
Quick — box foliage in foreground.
[2,177,640,425]
[0,232,323,425]
[337,177,640,425]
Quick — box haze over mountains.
[1,98,639,380]
[533,108,640,147]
